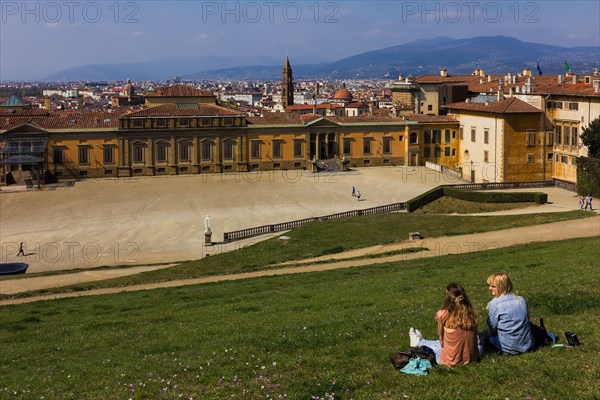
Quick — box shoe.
[409,327,421,347]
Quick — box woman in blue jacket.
[484,272,535,355]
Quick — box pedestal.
[204,230,213,246]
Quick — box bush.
[407,186,547,212]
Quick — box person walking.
[352,186,356,197]
[357,191,361,202]
[579,196,585,209]
[17,242,25,257]
[585,194,593,210]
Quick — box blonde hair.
[487,272,513,297]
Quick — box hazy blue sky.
[1,0,599,80]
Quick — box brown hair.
[486,272,513,297]
[441,283,478,331]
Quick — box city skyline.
[1,0,599,81]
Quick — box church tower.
[281,56,294,108]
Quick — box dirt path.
[2,214,597,306]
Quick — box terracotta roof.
[413,75,470,84]
[145,84,215,98]
[0,111,125,131]
[345,102,369,108]
[405,115,460,123]
[445,97,542,113]
[247,113,304,125]
[0,108,50,117]
[333,88,353,100]
[531,81,600,97]
[123,104,242,117]
[287,103,343,111]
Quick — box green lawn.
[1,236,599,399]
[1,211,591,300]
[414,196,535,214]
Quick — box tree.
[581,117,600,158]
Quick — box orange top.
[436,309,479,366]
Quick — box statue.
[204,214,212,234]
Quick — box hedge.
[406,186,547,212]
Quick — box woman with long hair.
[409,283,480,366]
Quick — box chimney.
[497,88,504,101]
[45,97,51,112]
[572,74,578,85]
[523,68,531,76]
[398,74,404,81]
[594,69,600,77]
[593,80,600,93]
[77,96,84,112]
[480,69,485,77]
[488,75,492,82]
[558,74,564,84]
[440,68,447,77]
[509,87,514,96]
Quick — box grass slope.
[1,237,599,399]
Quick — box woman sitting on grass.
[409,283,479,366]
[481,272,535,355]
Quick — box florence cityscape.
[1,1,599,399]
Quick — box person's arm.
[487,300,499,336]
[436,309,447,346]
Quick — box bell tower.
[281,56,294,108]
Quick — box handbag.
[390,346,436,369]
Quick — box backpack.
[390,346,437,369]
[530,318,553,348]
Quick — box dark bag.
[530,318,552,348]
[565,331,580,346]
[390,346,436,369]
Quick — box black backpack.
[390,346,437,369]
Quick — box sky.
[1,0,599,81]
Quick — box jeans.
[417,338,442,365]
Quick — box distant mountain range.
[44,36,599,82]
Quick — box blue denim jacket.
[487,294,534,354]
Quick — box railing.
[223,202,406,242]
[448,181,556,191]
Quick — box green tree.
[581,117,600,158]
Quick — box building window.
[178,118,189,127]
[527,154,535,163]
[383,137,392,154]
[561,155,568,163]
[201,143,212,160]
[343,138,352,155]
[53,147,64,165]
[103,146,114,164]
[223,118,233,126]
[572,127,578,147]
[363,138,372,155]
[179,143,190,161]
[133,145,144,163]
[424,147,431,157]
[157,143,168,162]
[432,130,441,143]
[527,130,535,146]
[571,156,577,165]
[555,126,562,145]
[132,119,143,128]
[484,129,489,144]
[409,132,417,144]
[293,140,303,157]
[563,126,571,146]
[459,127,464,140]
[452,148,456,156]
[546,131,554,146]
[223,141,234,160]
[484,150,489,163]
[200,118,211,126]
[445,129,451,143]
[156,119,167,128]
[424,130,431,144]
[434,147,441,157]
[78,146,89,165]
[444,146,450,157]
[547,152,553,160]
[427,104,433,111]
[471,128,476,142]
[568,102,578,111]
[272,140,283,158]
[251,141,261,159]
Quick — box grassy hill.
[1,235,598,399]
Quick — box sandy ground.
[1,166,598,304]
[0,167,457,273]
